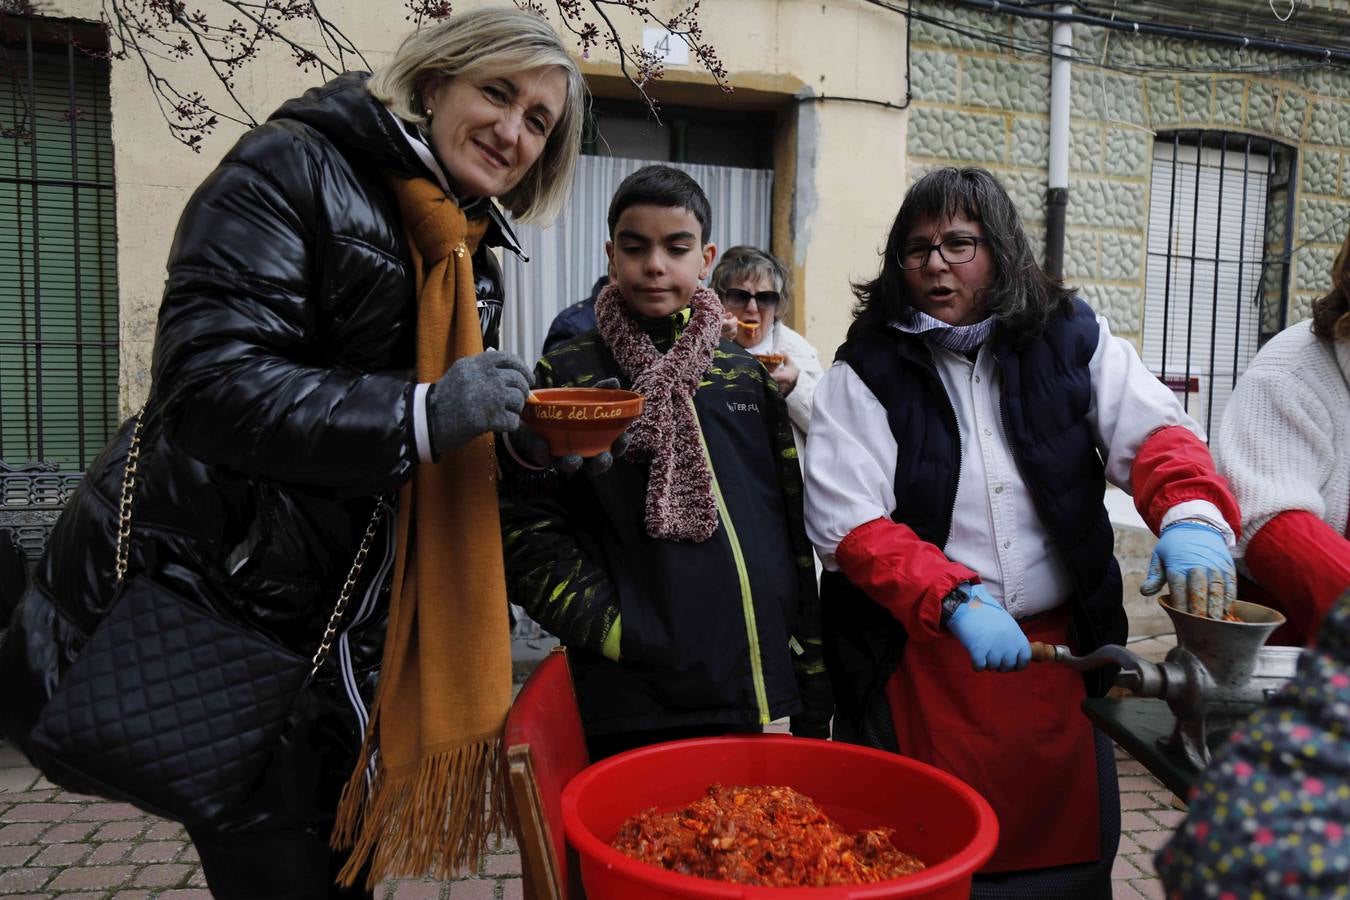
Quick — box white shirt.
[804,314,1232,618]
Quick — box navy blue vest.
[823,299,1127,736]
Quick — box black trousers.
[187,823,374,900]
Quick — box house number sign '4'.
[643,26,691,66]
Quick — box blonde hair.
[368,7,586,223]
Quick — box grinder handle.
[1029,641,1063,663]
[1027,642,1149,678]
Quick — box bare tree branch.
[586,0,731,118]
[1,0,729,150]
[405,0,731,121]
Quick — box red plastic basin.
[562,736,998,899]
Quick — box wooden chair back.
[503,647,589,900]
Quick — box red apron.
[887,606,1100,873]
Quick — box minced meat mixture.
[612,784,926,887]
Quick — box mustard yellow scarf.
[332,177,511,886]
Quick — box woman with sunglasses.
[711,246,824,456]
[803,167,1241,898]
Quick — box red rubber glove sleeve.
[1245,510,1350,643]
[1132,424,1242,537]
[834,517,978,642]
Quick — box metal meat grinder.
[1031,598,1304,770]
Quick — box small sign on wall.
[1158,374,1200,394]
[643,26,690,65]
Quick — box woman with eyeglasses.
[802,167,1241,898]
[711,246,824,455]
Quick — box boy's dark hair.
[851,166,1073,347]
[607,165,713,244]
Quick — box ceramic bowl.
[754,352,784,372]
[521,387,644,458]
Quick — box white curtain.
[499,155,774,363]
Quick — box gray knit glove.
[512,377,630,476]
[427,350,533,457]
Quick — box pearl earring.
[424,107,433,117]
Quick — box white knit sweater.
[1214,319,1350,557]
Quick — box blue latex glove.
[946,583,1031,672]
[1140,520,1237,618]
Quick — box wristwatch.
[939,583,972,629]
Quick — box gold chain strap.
[114,409,386,679]
[309,503,384,676]
[113,412,145,583]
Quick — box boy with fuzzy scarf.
[501,165,832,757]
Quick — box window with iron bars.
[1,15,119,471]
[1141,130,1294,439]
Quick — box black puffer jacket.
[0,73,516,831]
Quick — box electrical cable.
[859,0,1349,77]
[804,0,912,111]
[944,0,1350,65]
[906,4,1349,76]
[795,93,909,111]
[1050,0,1344,45]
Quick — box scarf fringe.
[332,733,507,888]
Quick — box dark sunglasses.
[720,288,781,310]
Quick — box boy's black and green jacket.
[501,312,832,738]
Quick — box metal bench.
[1,461,84,561]
[0,461,85,623]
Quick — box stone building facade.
[906,0,1350,343]
[904,1,1350,632]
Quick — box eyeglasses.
[897,236,985,270]
[720,288,781,310]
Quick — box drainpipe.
[1045,3,1072,279]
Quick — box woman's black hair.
[850,167,1073,346]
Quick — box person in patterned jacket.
[500,165,831,758]
[1156,588,1350,898]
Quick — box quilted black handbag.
[26,411,384,826]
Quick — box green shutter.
[0,33,119,469]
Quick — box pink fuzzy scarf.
[594,283,722,542]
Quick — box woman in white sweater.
[1214,229,1350,644]
[712,245,823,456]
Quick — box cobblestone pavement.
[0,628,1184,899]
[0,738,1183,899]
